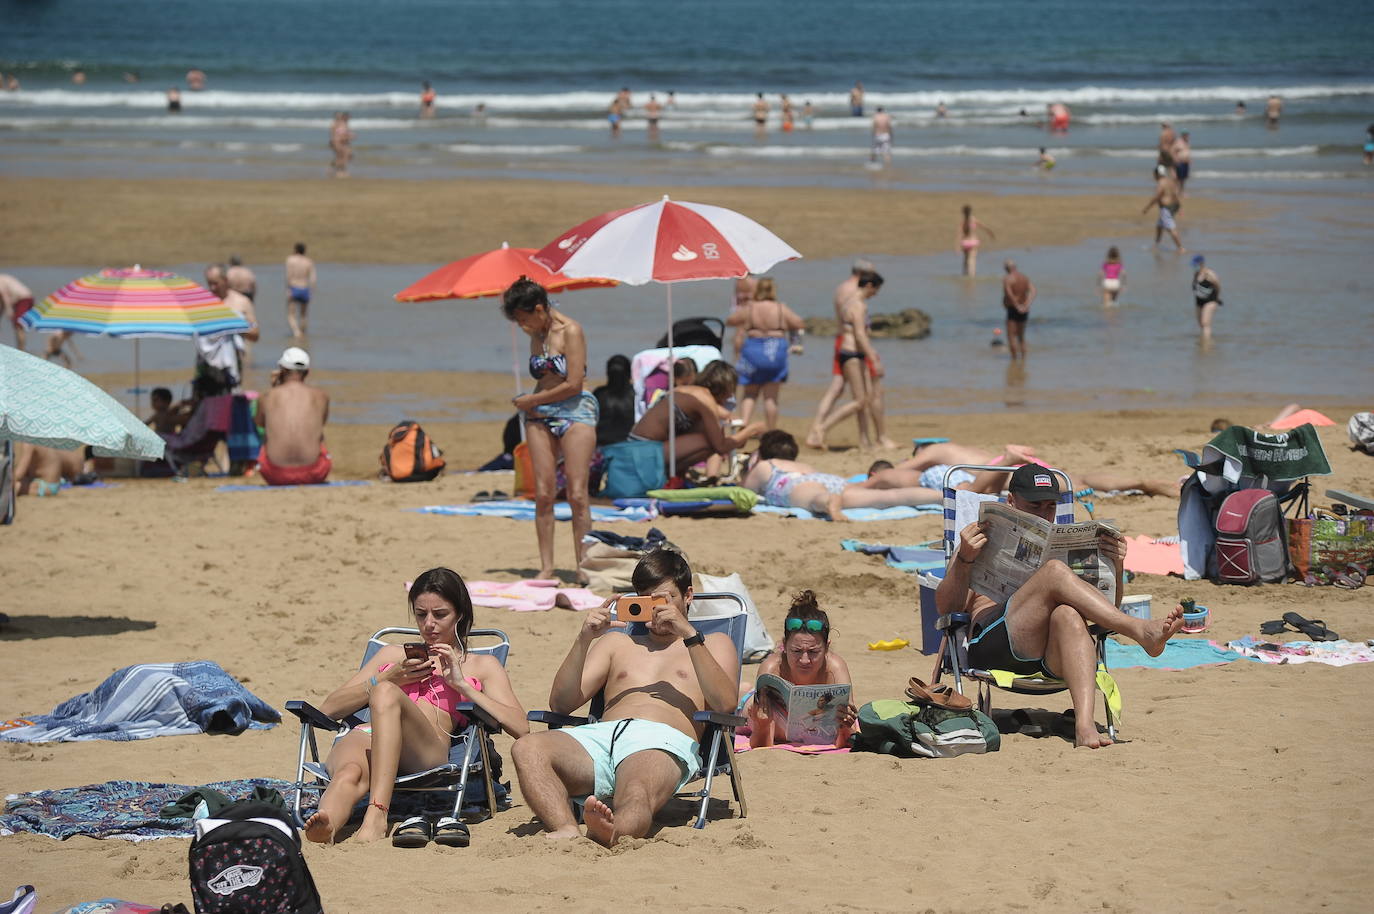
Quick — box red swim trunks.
[10,298,33,326]
[257,446,332,486]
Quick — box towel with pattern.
[415,500,655,522]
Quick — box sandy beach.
[4,397,1372,912]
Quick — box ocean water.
[2,0,1372,191]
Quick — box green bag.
[851,698,1000,758]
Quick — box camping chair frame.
[284,627,510,827]
[527,594,748,830]
[928,465,1119,741]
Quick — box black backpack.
[188,801,323,914]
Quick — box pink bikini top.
[377,662,482,726]
[1103,262,1123,279]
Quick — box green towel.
[645,486,758,512]
[1203,423,1330,481]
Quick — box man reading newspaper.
[935,464,1184,748]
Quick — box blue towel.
[755,504,941,521]
[1104,638,1252,670]
[841,538,946,571]
[226,395,261,463]
[415,500,655,523]
[216,480,370,492]
[0,661,279,743]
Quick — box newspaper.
[967,501,1119,605]
[754,673,851,746]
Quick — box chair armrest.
[528,709,591,729]
[1087,624,1116,637]
[284,700,344,732]
[456,701,500,732]
[936,612,970,632]
[693,710,746,728]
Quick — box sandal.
[432,816,470,848]
[390,816,432,848]
[904,676,973,711]
[1281,612,1340,643]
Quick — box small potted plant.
[1180,597,1210,633]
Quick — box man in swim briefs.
[1001,260,1035,360]
[254,347,332,486]
[871,107,893,166]
[512,549,740,846]
[935,464,1185,748]
[1172,130,1192,193]
[285,242,317,339]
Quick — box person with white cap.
[253,346,331,485]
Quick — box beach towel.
[754,503,941,521]
[467,579,605,612]
[414,500,655,522]
[1104,638,1249,670]
[0,661,279,743]
[1123,535,1186,576]
[1269,409,1335,430]
[216,479,369,492]
[645,486,758,512]
[733,734,849,754]
[1225,636,1374,666]
[841,538,946,572]
[225,394,261,463]
[0,778,292,841]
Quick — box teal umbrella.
[0,345,165,459]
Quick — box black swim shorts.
[966,602,1057,678]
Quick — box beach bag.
[1211,488,1289,584]
[693,571,775,660]
[1288,509,1374,583]
[380,420,445,482]
[188,801,322,914]
[655,316,724,350]
[600,439,666,498]
[1349,412,1374,455]
[851,699,999,758]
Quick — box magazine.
[754,673,851,745]
[967,501,1120,605]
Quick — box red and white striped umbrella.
[531,195,800,284]
[534,196,801,476]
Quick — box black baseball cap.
[1008,464,1060,502]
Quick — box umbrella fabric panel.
[20,268,251,340]
[393,245,617,302]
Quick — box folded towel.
[216,480,369,492]
[645,486,758,512]
[415,501,655,522]
[468,579,606,612]
[755,504,941,521]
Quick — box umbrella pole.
[511,321,526,443]
[134,339,141,415]
[666,285,675,479]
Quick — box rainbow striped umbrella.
[20,267,251,340]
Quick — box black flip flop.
[1281,612,1340,642]
[432,816,470,848]
[390,815,432,848]
[1259,619,1289,636]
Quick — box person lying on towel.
[254,346,332,485]
[512,549,740,846]
[935,464,1185,749]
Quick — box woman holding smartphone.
[303,568,528,847]
[502,278,598,583]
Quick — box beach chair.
[161,394,232,477]
[927,465,1121,741]
[284,627,510,828]
[527,597,748,830]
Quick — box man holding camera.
[512,549,739,846]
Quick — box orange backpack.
[380,421,445,482]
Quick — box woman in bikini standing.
[726,276,803,429]
[503,279,599,581]
[958,204,996,277]
[811,272,890,450]
[302,568,527,846]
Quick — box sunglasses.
[785,618,827,633]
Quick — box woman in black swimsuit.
[1190,254,1222,341]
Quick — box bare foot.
[351,822,388,843]
[1075,723,1114,749]
[543,826,581,840]
[826,493,845,521]
[1139,604,1186,656]
[877,437,899,450]
[303,811,335,844]
[536,567,556,581]
[583,795,617,847]
[804,429,825,450]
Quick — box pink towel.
[1123,535,1185,576]
[1269,409,1335,430]
[467,579,605,612]
[733,734,849,754]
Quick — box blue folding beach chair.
[927,465,1121,740]
[527,596,748,830]
[284,627,510,827]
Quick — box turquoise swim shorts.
[562,718,700,800]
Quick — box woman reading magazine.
[743,592,857,748]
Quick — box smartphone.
[614,594,664,620]
[403,642,429,662]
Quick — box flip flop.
[432,816,470,848]
[904,676,973,711]
[1259,619,1289,636]
[390,815,432,848]
[1281,612,1340,642]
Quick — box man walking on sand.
[1143,167,1185,251]
[285,242,317,339]
[1001,260,1035,360]
[870,107,893,166]
[254,347,331,486]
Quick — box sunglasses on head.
[785,618,826,633]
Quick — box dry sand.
[3,400,1372,913]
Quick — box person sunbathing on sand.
[511,549,740,846]
[742,430,945,519]
[935,465,1185,748]
[302,568,527,845]
[743,591,857,749]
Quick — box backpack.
[1212,488,1289,584]
[380,420,445,482]
[188,801,322,914]
[851,699,999,758]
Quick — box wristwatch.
[682,632,705,648]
